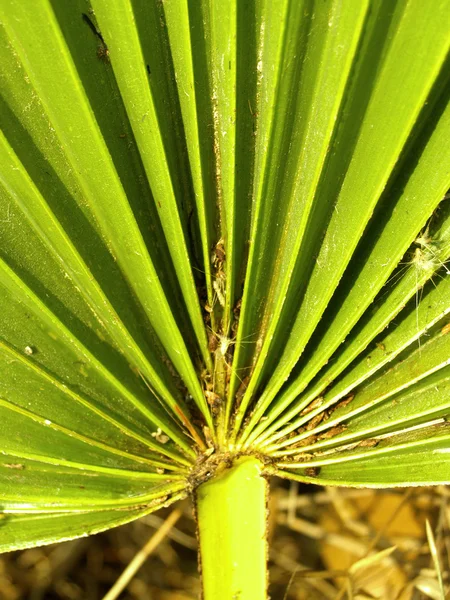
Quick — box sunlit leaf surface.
[0,0,449,550]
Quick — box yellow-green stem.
[195,456,268,599]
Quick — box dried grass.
[1,482,448,599]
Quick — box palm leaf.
[0,0,449,580]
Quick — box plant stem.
[196,456,268,599]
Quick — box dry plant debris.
[0,483,449,599]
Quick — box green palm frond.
[0,0,449,568]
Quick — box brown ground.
[1,481,448,600]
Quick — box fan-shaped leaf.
[0,0,449,563]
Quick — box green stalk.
[195,456,268,599]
